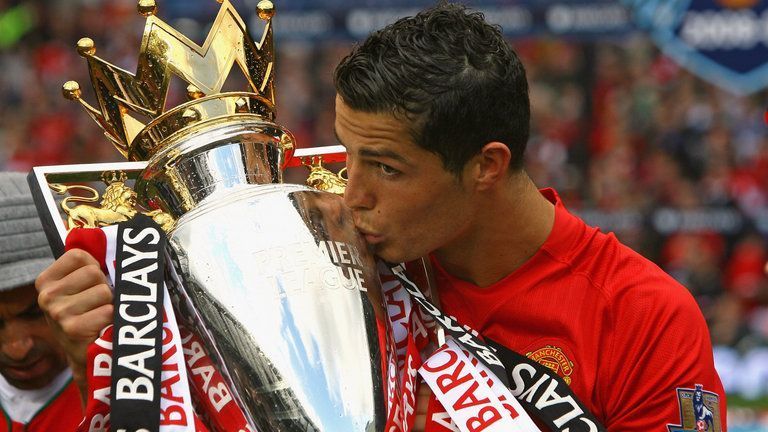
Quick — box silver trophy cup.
[136,119,387,431]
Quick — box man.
[332,3,726,430]
[36,3,726,431]
[0,172,82,431]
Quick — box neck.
[434,173,555,287]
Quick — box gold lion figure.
[50,181,138,230]
[144,209,176,232]
[305,157,347,196]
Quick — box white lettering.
[184,340,206,367]
[121,244,158,267]
[120,263,158,302]
[510,363,536,397]
[193,365,215,392]
[118,303,157,323]
[93,386,111,406]
[94,353,111,376]
[123,227,160,246]
[118,320,157,347]
[117,348,156,379]
[209,383,232,412]
[336,241,351,264]
[563,418,599,432]
[474,348,504,368]
[115,376,153,401]
[89,413,109,432]
[681,9,762,50]
[534,379,583,427]
[520,375,549,403]
[431,411,460,431]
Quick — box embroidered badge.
[667,384,722,432]
[525,345,574,385]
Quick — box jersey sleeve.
[599,267,727,431]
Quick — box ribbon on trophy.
[110,215,167,432]
[380,263,538,432]
[64,221,252,432]
[382,263,607,432]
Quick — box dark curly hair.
[334,2,530,174]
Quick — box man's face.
[335,96,477,262]
[0,284,67,390]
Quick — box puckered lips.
[356,226,384,245]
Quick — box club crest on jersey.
[667,384,722,432]
[525,345,574,385]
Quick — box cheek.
[30,323,65,355]
[424,194,472,233]
[397,198,459,243]
[382,179,469,234]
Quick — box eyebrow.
[334,127,411,165]
[1,302,41,323]
[20,302,42,316]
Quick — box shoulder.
[566,220,695,311]
[568,229,713,363]
[544,193,704,327]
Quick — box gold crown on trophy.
[62,0,278,162]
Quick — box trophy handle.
[28,162,147,258]
[28,146,348,258]
[286,144,346,167]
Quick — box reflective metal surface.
[166,184,385,431]
[135,122,386,431]
[135,118,292,217]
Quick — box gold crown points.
[64,0,277,161]
[137,0,158,17]
[101,170,129,185]
[257,1,276,19]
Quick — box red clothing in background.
[0,379,82,432]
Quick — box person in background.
[0,172,82,431]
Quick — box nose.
[343,160,374,211]
[1,329,34,362]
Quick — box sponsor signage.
[267,1,632,40]
[157,0,768,93]
[625,0,768,94]
[159,1,634,39]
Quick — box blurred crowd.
[521,37,768,353]
[1,0,768,403]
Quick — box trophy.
[28,1,390,430]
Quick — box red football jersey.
[0,380,83,432]
[432,189,727,431]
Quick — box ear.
[471,142,511,190]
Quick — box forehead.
[0,284,37,315]
[334,96,417,151]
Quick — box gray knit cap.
[0,172,54,292]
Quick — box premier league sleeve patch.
[667,384,722,432]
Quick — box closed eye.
[19,304,44,320]
[377,162,401,177]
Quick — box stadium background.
[0,0,766,428]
